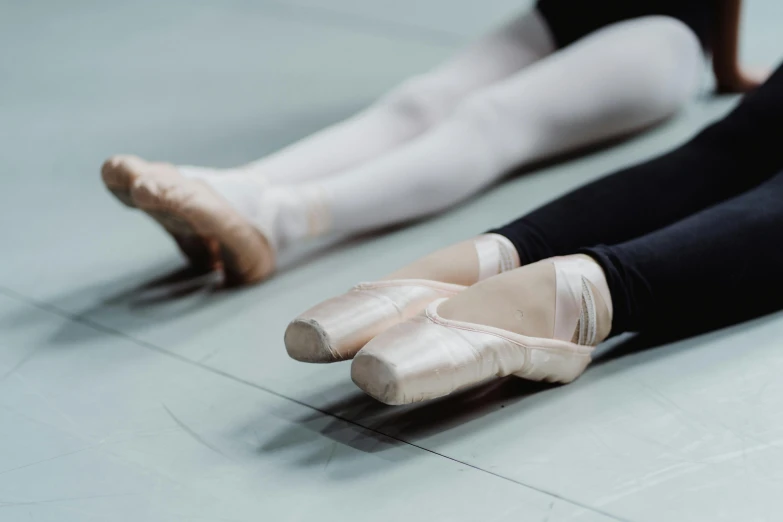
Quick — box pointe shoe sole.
[131,177,275,285]
[284,319,334,363]
[351,353,404,404]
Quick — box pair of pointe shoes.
[101,155,275,285]
[286,256,612,405]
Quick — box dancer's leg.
[265,15,702,244]
[349,171,783,404]
[397,61,783,287]
[364,60,783,287]
[183,9,555,184]
[492,62,783,265]
[111,9,552,279]
[436,168,783,342]
[286,61,783,364]
[259,16,700,264]
[584,169,783,336]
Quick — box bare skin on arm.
[712,0,770,93]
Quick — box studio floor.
[1,1,782,520]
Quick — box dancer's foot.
[103,153,332,284]
[129,174,276,285]
[284,234,520,362]
[101,155,219,270]
[351,255,612,405]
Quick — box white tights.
[180,10,703,249]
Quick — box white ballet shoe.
[285,279,465,363]
[351,256,612,405]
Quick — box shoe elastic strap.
[474,234,520,281]
[552,256,612,345]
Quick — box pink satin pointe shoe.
[285,279,466,363]
[351,256,613,405]
[130,174,276,285]
[102,155,221,271]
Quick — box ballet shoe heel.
[513,347,592,384]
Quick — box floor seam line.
[0,285,627,521]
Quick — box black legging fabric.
[537,0,714,50]
[489,62,783,336]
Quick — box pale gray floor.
[1,1,782,521]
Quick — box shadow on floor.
[255,376,557,476]
[255,307,783,475]
[40,263,233,346]
[593,307,783,368]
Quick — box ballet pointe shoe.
[351,256,612,405]
[102,155,219,271]
[101,155,181,208]
[130,175,276,285]
[285,280,465,363]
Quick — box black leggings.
[490,62,783,336]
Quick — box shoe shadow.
[593,307,783,369]
[0,261,199,324]
[38,262,242,347]
[37,234,381,349]
[103,265,218,305]
[254,305,783,478]
[21,102,378,347]
[255,376,558,477]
